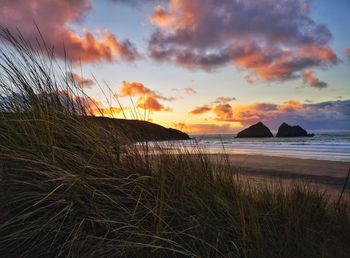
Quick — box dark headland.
[87,116,190,141]
[0,113,190,142]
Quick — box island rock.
[276,122,314,137]
[236,122,273,138]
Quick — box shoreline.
[221,154,350,197]
[219,151,350,162]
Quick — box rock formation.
[236,122,273,138]
[276,122,314,137]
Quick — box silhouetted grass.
[0,28,349,258]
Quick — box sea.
[146,132,350,162]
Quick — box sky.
[0,0,349,133]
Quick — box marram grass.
[0,28,349,258]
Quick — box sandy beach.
[225,154,350,197]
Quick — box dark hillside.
[86,116,190,142]
[0,113,190,142]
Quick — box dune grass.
[0,28,349,258]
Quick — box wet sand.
[224,154,350,198]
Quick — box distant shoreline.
[220,154,350,197]
[164,132,350,162]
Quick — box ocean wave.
[144,132,350,162]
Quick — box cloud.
[67,72,94,88]
[213,97,236,104]
[119,81,175,101]
[172,87,197,95]
[189,97,236,118]
[214,100,300,124]
[0,0,139,63]
[189,105,211,115]
[119,81,152,97]
[67,93,128,118]
[212,104,234,121]
[136,95,171,112]
[118,81,172,112]
[188,99,350,130]
[303,69,328,89]
[148,0,337,86]
[345,48,350,59]
[237,100,350,130]
[184,87,197,94]
[99,107,125,117]
[150,5,177,27]
[109,0,164,6]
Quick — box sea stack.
[276,122,314,137]
[236,122,273,138]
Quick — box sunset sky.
[1,0,349,133]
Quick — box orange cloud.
[119,81,172,112]
[300,45,337,64]
[212,104,234,121]
[233,45,336,83]
[188,105,211,115]
[303,69,328,89]
[119,81,152,97]
[189,99,304,124]
[98,107,125,117]
[186,99,350,132]
[277,100,302,112]
[150,5,177,27]
[136,95,171,112]
[61,29,138,63]
[231,101,303,123]
[189,97,236,116]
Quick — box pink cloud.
[148,0,337,87]
[345,48,350,58]
[0,0,138,63]
[303,69,328,89]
